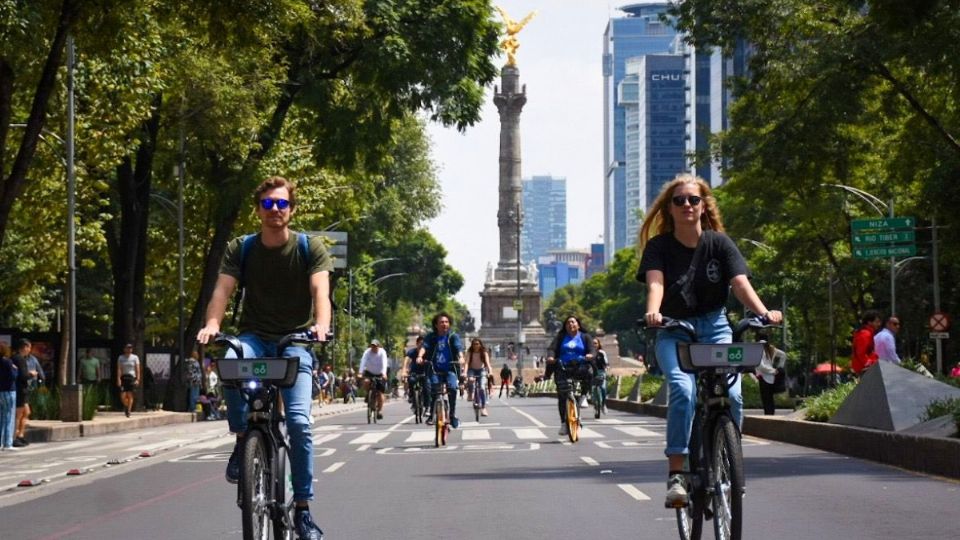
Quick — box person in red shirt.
[852,310,881,375]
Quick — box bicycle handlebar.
[212,331,333,360]
[637,315,780,342]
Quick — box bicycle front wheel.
[711,415,744,540]
[434,398,447,447]
[566,396,580,443]
[241,431,271,540]
[677,412,704,540]
[413,389,423,424]
[593,385,603,418]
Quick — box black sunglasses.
[260,198,290,211]
[671,195,703,207]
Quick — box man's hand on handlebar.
[309,324,330,341]
[762,310,784,325]
[645,312,664,327]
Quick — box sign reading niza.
[850,217,914,232]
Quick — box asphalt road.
[1,396,958,539]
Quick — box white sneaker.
[559,424,569,436]
[665,474,689,508]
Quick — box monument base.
[478,275,549,363]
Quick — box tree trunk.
[0,0,78,248]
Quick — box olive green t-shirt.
[220,232,333,340]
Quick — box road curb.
[604,399,960,480]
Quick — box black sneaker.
[225,444,240,484]
[12,438,27,448]
[376,412,383,420]
[294,509,324,540]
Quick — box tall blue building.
[603,2,677,263]
[521,175,566,264]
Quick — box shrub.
[803,382,857,422]
[28,385,60,420]
[921,396,960,423]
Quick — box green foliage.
[921,396,960,424]
[803,382,857,422]
[28,385,59,421]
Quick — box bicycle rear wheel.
[241,431,271,540]
[434,397,447,447]
[593,384,603,419]
[566,395,580,443]
[711,415,744,540]
[413,388,423,424]
[676,412,704,540]
[272,444,295,540]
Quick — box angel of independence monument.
[479,8,547,362]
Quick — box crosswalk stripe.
[313,433,343,445]
[578,428,604,438]
[513,428,547,440]
[461,429,491,441]
[614,426,661,438]
[580,456,599,466]
[618,484,651,501]
[405,431,436,443]
[349,432,389,444]
[595,418,625,424]
[322,462,344,474]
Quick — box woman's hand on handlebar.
[645,312,663,327]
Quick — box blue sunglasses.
[260,198,290,211]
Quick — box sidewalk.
[24,400,367,443]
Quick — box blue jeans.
[467,368,487,408]
[655,309,742,456]
[407,372,431,404]
[223,333,315,502]
[429,368,460,419]
[595,370,608,403]
[0,391,15,448]
[187,386,200,412]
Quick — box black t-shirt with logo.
[637,231,749,319]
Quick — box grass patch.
[802,382,857,422]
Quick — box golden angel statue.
[495,6,537,67]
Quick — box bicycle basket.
[676,342,764,373]
[217,357,300,388]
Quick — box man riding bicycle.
[416,312,464,428]
[358,339,388,420]
[196,176,331,540]
[637,173,782,508]
[402,336,431,411]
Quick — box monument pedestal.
[479,262,548,359]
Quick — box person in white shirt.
[873,316,901,365]
[359,339,389,419]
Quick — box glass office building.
[521,175,566,264]
[603,2,677,262]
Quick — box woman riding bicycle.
[637,173,782,508]
[544,316,596,436]
[465,338,493,417]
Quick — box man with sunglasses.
[873,316,901,365]
[197,176,332,540]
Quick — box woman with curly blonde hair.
[636,173,782,507]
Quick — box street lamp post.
[348,258,397,366]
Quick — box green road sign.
[851,230,915,246]
[850,217,914,232]
[853,245,917,259]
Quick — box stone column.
[493,65,527,278]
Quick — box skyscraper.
[521,175,566,264]
[603,2,678,262]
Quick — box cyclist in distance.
[498,362,512,398]
[544,315,596,436]
[402,336,430,410]
[637,173,782,508]
[196,176,331,540]
[416,312,465,428]
[465,337,493,416]
[358,339,389,419]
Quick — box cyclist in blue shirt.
[416,312,464,428]
[545,316,596,436]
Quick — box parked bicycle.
[214,331,326,540]
[643,316,774,540]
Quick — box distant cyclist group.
[196,172,781,540]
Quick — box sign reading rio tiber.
[850,217,916,259]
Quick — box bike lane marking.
[508,405,547,428]
[513,428,548,440]
[321,462,345,474]
[580,456,599,466]
[614,426,660,437]
[618,484,652,501]
[349,432,390,445]
[461,429,491,441]
[404,431,436,443]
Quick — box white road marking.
[313,433,343,445]
[595,418,625,424]
[614,426,661,438]
[313,424,342,431]
[578,428,604,439]
[129,439,191,452]
[388,416,414,431]
[461,429,491,441]
[618,484,651,501]
[190,438,235,450]
[355,444,371,452]
[594,441,612,449]
[321,462,344,474]
[509,406,547,428]
[317,448,336,457]
[405,431,436,443]
[349,432,389,445]
[513,428,548,440]
[580,456,599,466]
